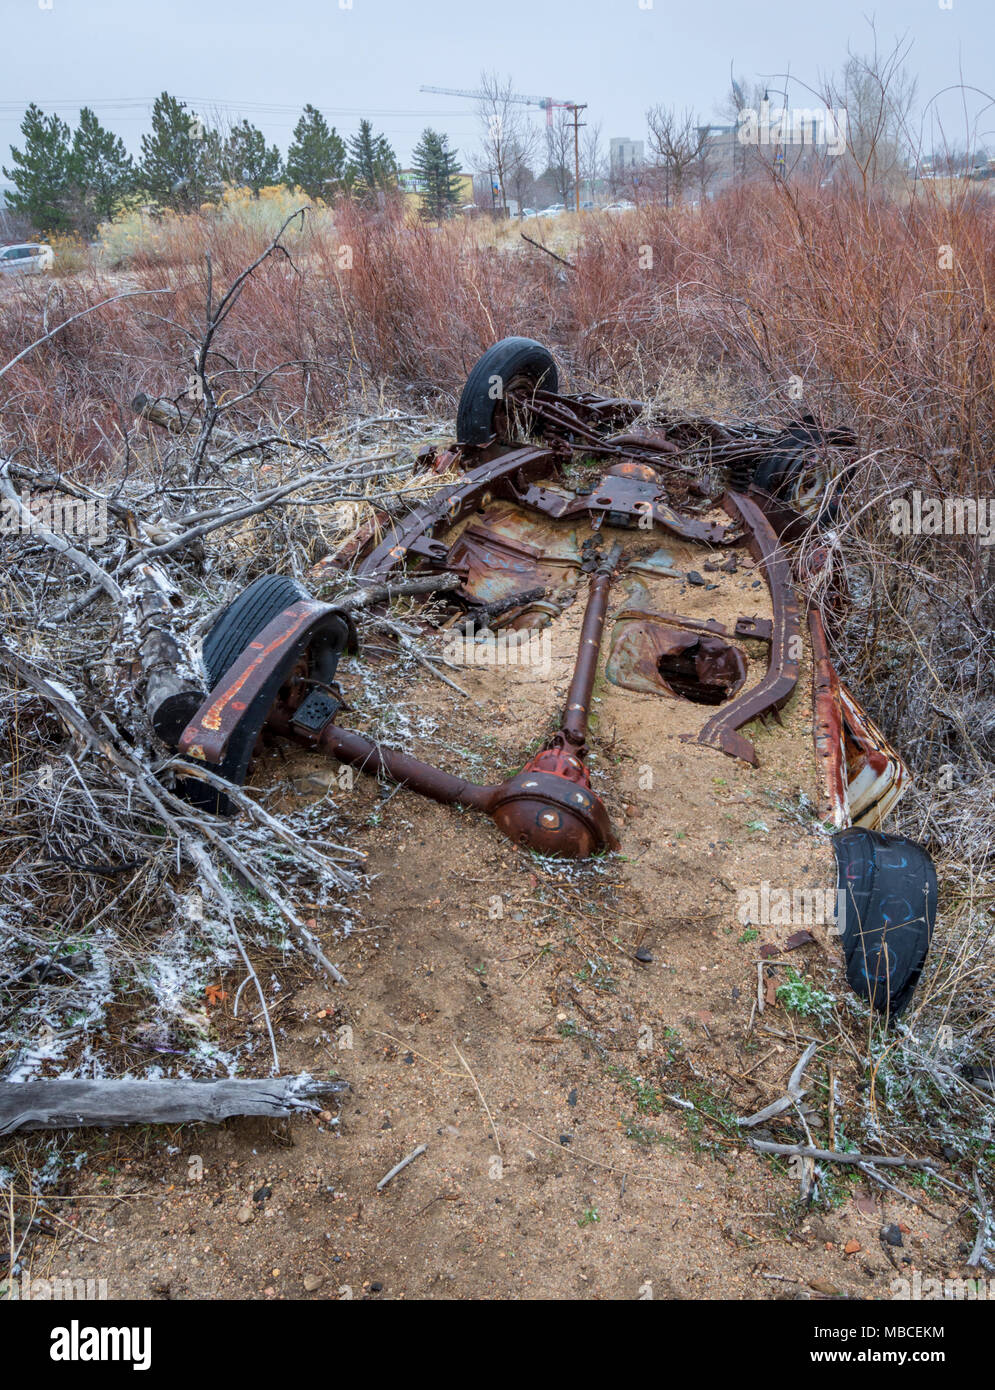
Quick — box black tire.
[752,419,853,521]
[202,574,310,689]
[456,337,558,445]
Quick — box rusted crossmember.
[681,491,801,766]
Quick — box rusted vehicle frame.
[174,374,896,852]
[357,443,736,582]
[681,491,801,767]
[179,538,622,856]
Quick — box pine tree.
[285,105,345,201]
[222,120,284,196]
[346,120,398,206]
[411,128,463,221]
[68,107,135,235]
[2,103,74,233]
[139,92,211,211]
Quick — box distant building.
[609,138,644,172]
[398,168,476,217]
[698,125,739,187]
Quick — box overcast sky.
[1,0,992,172]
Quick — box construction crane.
[420,85,573,126]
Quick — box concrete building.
[698,125,739,188]
[609,138,644,173]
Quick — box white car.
[0,242,54,276]
[603,200,636,214]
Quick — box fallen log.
[131,393,196,435]
[132,392,240,446]
[0,1077,347,1135]
[131,560,208,746]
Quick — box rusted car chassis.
[172,342,934,1016]
[177,383,896,849]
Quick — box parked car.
[603,200,636,214]
[0,242,53,276]
[538,204,565,218]
[519,207,539,219]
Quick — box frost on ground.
[0,399,451,1188]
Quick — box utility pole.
[566,104,587,212]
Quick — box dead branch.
[0,1077,346,1135]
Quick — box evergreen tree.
[68,107,135,235]
[139,92,211,211]
[411,128,462,221]
[285,105,345,201]
[346,120,398,206]
[222,120,284,195]
[2,103,73,233]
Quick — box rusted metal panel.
[179,600,340,764]
[517,471,736,545]
[807,605,908,830]
[682,491,801,766]
[606,619,748,702]
[808,605,849,829]
[357,446,557,580]
[446,501,580,605]
[840,687,908,827]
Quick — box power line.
[0,97,475,119]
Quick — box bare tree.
[544,109,575,205]
[646,105,711,205]
[828,28,917,191]
[581,120,605,206]
[505,136,538,214]
[473,71,535,211]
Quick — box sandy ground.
[11,513,972,1301]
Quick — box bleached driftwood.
[0,1077,346,1135]
[130,560,207,747]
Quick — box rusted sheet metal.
[809,606,850,828]
[807,606,908,829]
[355,443,735,583]
[840,687,908,827]
[682,491,801,766]
[357,445,557,580]
[516,471,736,545]
[606,618,748,702]
[446,501,580,605]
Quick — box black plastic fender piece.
[832,827,938,1018]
